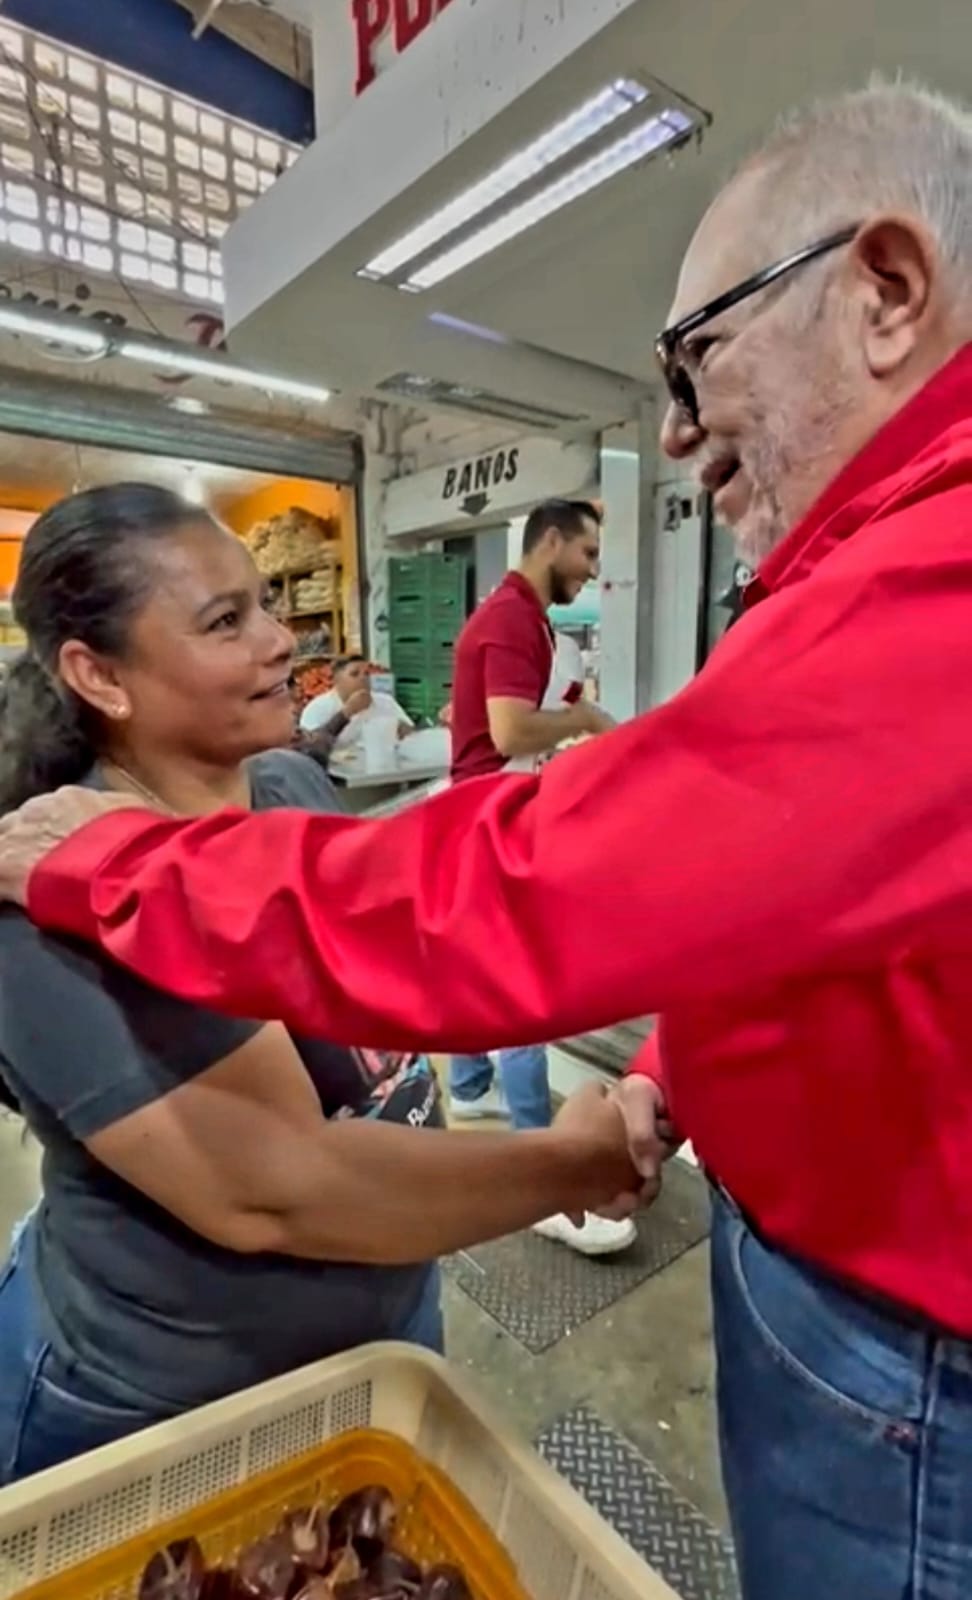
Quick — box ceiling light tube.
[358,78,650,282]
[404,109,695,291]
[0,304,109,353]
[116,337,333,404]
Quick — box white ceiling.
[224,0,971,433]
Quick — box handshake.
[549,1074,681,1224]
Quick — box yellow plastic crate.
[0,1347,678,1600]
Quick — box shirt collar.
[747,341,972,606]
[503,569,552,627]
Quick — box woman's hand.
[0,787,147,906]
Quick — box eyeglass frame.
[654,224,861,424]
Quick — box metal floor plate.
[445,1158,710,1353]
[536,1406,739,1600]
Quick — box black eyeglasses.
[655,225,860,425]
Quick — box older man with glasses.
[2,81,972,1598]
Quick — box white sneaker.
[532,1212,637,1257]
[449,1084,511,1123]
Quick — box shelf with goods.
[238,505,346,711]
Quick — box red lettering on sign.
[394,0,431,49]
[352,0,391,94]
[353,0,453,96]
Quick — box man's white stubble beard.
[734,369,852,568]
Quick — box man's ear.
[848,214,936,377]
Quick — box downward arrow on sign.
[460,493,490,516]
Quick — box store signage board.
[0,252,225,381]
[384,435,599,538]
[0,250,318,421]
[352,0,455,95]
[442,445,521,515]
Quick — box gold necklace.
[101,759,252,816]
[100,760,177,815]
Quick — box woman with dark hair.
[0,483,637,1484]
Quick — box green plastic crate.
[396,676,453,721]
[388,592,464,629]
[390,629,457,654]
[389,555,468,605]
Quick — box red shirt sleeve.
[627,1032,664,1085]
[27,485,972,1050]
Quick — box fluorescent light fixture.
[358,78,650,283]
[0,305,109,353]
[376,372,584,428]
[117,337,333,404]
[0,301,332,404]
[405,110,694,291]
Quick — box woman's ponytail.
[0,652,93,814]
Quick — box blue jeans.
[450,1045,552,1131]
[0,1225,443,1487]
[710,1189,972,1600]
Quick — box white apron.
[430,630,587,797]
[503,630,585,774]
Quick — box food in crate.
[137,1488,473,1600]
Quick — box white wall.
[598,425,640,721]
[649,467,703,707]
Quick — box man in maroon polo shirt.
[449,498,611,784]
[449,499,629,1255]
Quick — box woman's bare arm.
[86,1027,639,1263]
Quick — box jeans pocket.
[721,1202,925,1442]
[11,1349,163,1483]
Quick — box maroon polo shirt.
[449,572,553,783]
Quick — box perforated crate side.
[0,1349,670,1600]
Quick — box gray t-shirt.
[0,750,442,1412]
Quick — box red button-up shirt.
[28,345,972,1331]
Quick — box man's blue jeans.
[710,1188,972,1600]
[450,1045,552,1130]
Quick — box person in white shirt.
[299,655,412,750]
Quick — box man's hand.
[613,1074,682,1178]
[344,688,372,718]
[573,702,617,738]
[589,1076,681,1221]
[552,1080,644,1221]
[0,787,146,907]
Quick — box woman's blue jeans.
[0,1226,443,1487]
[711,1189,972,1600]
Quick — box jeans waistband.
[706,1171,956,1341]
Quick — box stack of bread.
[243,507,339,577]
[292,567,337,615]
